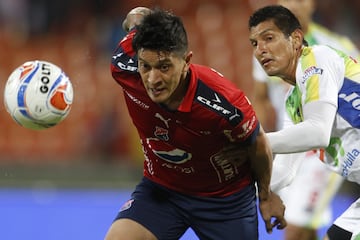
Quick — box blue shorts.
[114,177,258,240]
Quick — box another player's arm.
[267,101,336,154]
[267,53,341,154]
[269,112,304,192]
[122,7,152,32]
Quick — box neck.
[282,47,304,86]
[165,71,190,111]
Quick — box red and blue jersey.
[111,30,260,197]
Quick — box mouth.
[261,58,272,68]
[150,87,165,97]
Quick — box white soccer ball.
[4,60,74,130]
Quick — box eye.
[250,41,258,47]
[265,35,273,42]
[139,62,151,72]
[159,64,170,72]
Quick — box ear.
[291,29,304,50]
[183,51,193,72]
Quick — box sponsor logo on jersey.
[325,137,360,178]
[238,115,256,138]
[112,51,138,72]
[223,115,257,142]
[195,81,243,126]
[338,78,360,128]
[161,162,195,174]
[146,138,192,164]
[154,149,191,164]
[197,95,231,115]
[302,66,323,83]
[341,148,360,178]
[124,90,149,110]
[210,152,239,183]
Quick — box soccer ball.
[4,60,74,130]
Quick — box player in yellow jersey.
[251,1,360,240]
[249,4,360,240]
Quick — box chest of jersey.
[124,89,229,151]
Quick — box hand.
[258,191,287,234]
[122,7,152,32]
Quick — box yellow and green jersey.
[253,22,360,130]
[285,45,360,183]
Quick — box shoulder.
[191,64,249,106]
[298,46,343,84]
[309,22,348,43]
[189,64,253,127]
[297,46,345,94]
[190,64,225,80]
[301,45,342,66]
[191,64,241,93]
[308,22,360,58]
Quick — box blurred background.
[0,0,360,239]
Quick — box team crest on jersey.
[302,66,323,83]
[154,126,169,141]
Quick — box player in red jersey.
[105,7,286,240]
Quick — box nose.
[147,69,161,85]
[255,42,266,57]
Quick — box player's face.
[137,49,191,109]
[249,20,302,82]
[278,0,315,31]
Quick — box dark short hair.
[132,8,188,57]
[249,5,303,38]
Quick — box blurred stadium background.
[0,0,359,239]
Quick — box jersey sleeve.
[252,57,268,82]
[267,46,343,153]
[196,67,260,145]
[298,46,344,107]
[226,92,260,145]
[110,30,139,85]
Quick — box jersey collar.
[177,64,197,112]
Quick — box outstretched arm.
[267,101,337,154]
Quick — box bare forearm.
[250,126,273,200]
